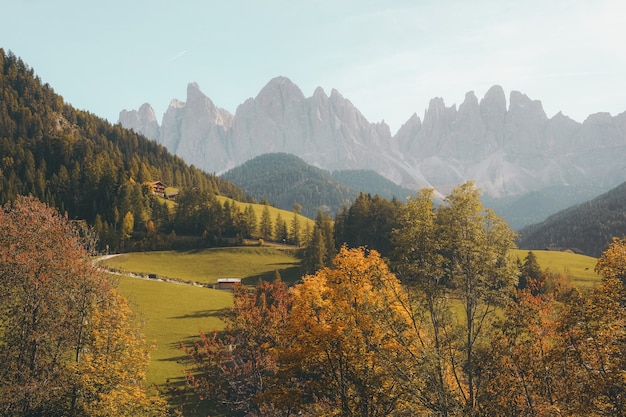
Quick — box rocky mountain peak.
[459,91,478,112]
[255,76,305,109]
[480,85,507,111]
[118,103,159,141]
[186,81,205,101]
[508,90,547,120]
[118,79,626,221]
[312,86,328,99]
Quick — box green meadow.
[101,246,302,286]
[216,195,317,231]
[110,246,601,414]
[116,276,232,388]
[512,249,600,288]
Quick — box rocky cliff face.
[118,103,160,142]
[119,78,626,212]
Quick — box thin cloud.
[168,50,187,62]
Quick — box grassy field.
[512,249,600,288]
[111,246,600,415]
[116,276,232,387]
[108,246,304,415]
[101,246,302,286]
[216,195,317,231]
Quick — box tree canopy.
[0,196,167,416]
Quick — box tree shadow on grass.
[241,265,303,286]
[169,307,228,320]
[154,335,231,416]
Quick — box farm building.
[149,181,167,197]
[214,278,241,290]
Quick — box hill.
[517,181,626,257]
[330,169,413,202]
[221,153,354,217]
[0,49,250,251]
[221,153,412,217]
[512,249,599,288]
[483,184,604,231]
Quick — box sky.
[3,0,626,133]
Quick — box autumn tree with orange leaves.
[183,186,626,417]
[0,196,167,417]
[182,277,292,416]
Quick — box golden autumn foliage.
[0,196,167,416]
[278,246,416,416]
[183,185,626,417]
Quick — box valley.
[3,47,626,416]
[109,247,600,416]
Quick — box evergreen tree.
[259,204,273,240]
[289,203,302,246]
[302,226,326,274]
[519,250,543,291]
[244,204,258,238]
[275,212,288,244]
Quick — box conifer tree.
[289,203,302,246]
[259,204,273,240]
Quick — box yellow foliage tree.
[278,246,419,416]
[391,182,519,415]
[0,196,167,416]
[73,288,168,417]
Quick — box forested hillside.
[221,153,355,217]
[221,153,413,218]
[330,168,412,201]
[0,49,250,251]
[518,181,626,256]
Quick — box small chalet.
[150,181,166,197]
[166,189,179,201]
[214,278,241,290]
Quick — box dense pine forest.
[221,153,412,217]
[221,153,356,218]
[518,181,626,256]
[0,49,253,252]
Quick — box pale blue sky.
[3,0,625,133]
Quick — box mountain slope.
[517,181,626,257]
[221,153,414,217]
[120,79,626,229]
[330,169,412,202]
[221,153,354,218]
[0,49,249,250]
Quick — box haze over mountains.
[119,77,626,228]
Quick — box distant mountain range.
[119,77,626,228]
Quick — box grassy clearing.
[512,249,600,288]
[101,246,302,286]
[116,276,232,388]
[112,246,599,415]
[216,195,317,232]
